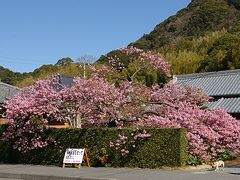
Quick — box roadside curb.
[0,172,115,180]
[159,164,212,171]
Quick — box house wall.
[0,118,9,124]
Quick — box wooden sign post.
[63,148,90,169]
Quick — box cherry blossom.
[3,47,240,161]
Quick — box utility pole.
[78,55,96,79]
[83,62,86,79]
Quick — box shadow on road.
[229,173,240,176]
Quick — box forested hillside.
[0,58,87,87]
[0,66,29,85]
[133,0,240,49]
[131,0,240,74]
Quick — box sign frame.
[62,148,90,169]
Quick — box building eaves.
[208,97,240,113]
[0,82,20,103]
[175,69,240,97]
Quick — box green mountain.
[132,0,240,49]
[129,0,240,74]
[0,58,80,87]
[0,66,29,85]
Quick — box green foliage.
[145,72,158,87]
[133,0,240,49]
[164,50,204,75]
[96,50,170,86]
[187,147,238,166]
[0,125,188,168]
[16,63,88,88]
[2,59,87,88]
[228,0,240,9]
[0,66,29,86]
[187,0,238,36]
[95,0,240,76]
[158,29,240,74]
[55,57,74,66]
[98,50,131,66]
[199,33,240,72]
[128,0,240,74]
[214,150,238,161]
[187,155,203,166]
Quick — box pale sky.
[0,0,191,72]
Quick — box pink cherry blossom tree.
[107,46,171,85]
[120,46,171,77]
[3,78,62,152]
[147,83,240,160]
[3,74,149,152]
[2,47,240,162]
[59,76,149,127]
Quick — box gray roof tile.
[58,75,74,87]
[208,97,240,113]
[0,82,20,103]
[175,69,240,97]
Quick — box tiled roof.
[208,97,240,113]
[52,75,74,91]
[175,69,240,97]
[0,82,20,103]
[58,75,74,87]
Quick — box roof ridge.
[176,69,240,79]
[0,82,20,90]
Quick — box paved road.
[0,164,239,180]
[0,179,23,180]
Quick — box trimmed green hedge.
[0,126,188,168]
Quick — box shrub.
[0,126,188,168]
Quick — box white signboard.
[63,148,85,164]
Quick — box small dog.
[211,160,224,171]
